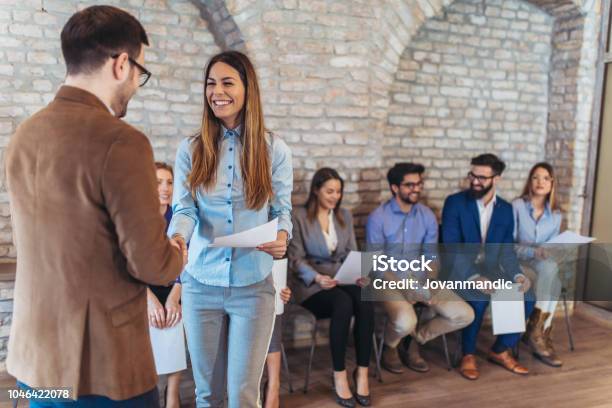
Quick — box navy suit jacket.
[441,190,522,282]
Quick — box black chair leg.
[304,320,318,393]
[562,289,575,351]
[441,333,452,371]
[280,342,293,393]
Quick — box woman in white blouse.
[288,168,373,407]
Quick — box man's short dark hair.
[470,153,506,176]
[387,162,425,193]
[61,5,149,75]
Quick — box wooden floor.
[280,314,612,408]
[3,312,612,407]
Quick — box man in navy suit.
[441,153,535,380]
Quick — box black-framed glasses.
[399,180,424,190]
[467,171,496,183]
[111,54,152,87]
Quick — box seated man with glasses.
[441,153,535,381]
[366,163,474,374]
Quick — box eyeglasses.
[111,54,152,87]
[399,181,424,190]
[467,171,496,183]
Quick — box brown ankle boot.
[398,337,429,372]
[542,325,563,367]
[381,344,404,374]
[526,308,552,359]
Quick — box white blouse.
[322,210,338,253]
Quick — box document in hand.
[209,218,278,248]
[334,251,367,285]
[546,230,595,244]
[491,284,526,335]
[149,322,187,375]
[272,258,287,315]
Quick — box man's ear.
[112,52,130,81]
[391,185,399,196]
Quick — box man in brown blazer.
[5,6,185,406]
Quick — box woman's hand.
[356,277,370,288]
[280,287,291,304]
[257,230,288,259]
[515,275,532,293]
[315,273,338,290]
[147,288,166,329]
[164,284,182,328]
[534,247,549,260]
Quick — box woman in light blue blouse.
[512,162,563,367]
[169,51,293,407]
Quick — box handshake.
[170,234,188,267]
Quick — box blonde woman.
[169,51,293,407]
[513,162,563,367]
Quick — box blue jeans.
[16,382,159,407]
[462,290,536,355]
[181,272,275,408]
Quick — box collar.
[477,194,497,211]
[54,85,111,113]
[388,197,417,216]
[526,199,551,217]
[221,124,242,139]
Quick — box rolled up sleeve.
[168,138,198,243]
[269,137,293,239]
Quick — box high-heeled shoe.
[331,372,356,407]
[352,368,372,407]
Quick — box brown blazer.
[5,86,183,400]
[288,206,357,304]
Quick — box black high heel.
[331,372,356,408]
[352,368,372,407]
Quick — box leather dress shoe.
[488,350,529,375]
[459,354,480,380]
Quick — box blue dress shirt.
[169,127,293,287]
[366,199,438,247]
[512,197,561,260]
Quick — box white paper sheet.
[334,251,363,285]
[149,321,187,375]
[491,284,526,335]
[546,230,595,244]
[209,218,278,248]
[272,258,288,315]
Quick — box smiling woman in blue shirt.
[513,162,563,368]
[168,50,293,407]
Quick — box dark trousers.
[17,382,160,408]
[461,291,535,355]
[302,285,374,371]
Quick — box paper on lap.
[491,284,526,335]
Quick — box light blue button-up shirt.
[366,199,438,246]
[168,127,293,287]
[512,197,561,260]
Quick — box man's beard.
[468,183,493,200]
[112,78,135,118]
[113,88,132,118]
[398,191,419,205]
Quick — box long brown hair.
[188,51,272,210]
[520,162,559,211]
[305,168,345,227]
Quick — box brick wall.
[0,0,602,368]
[0,0,221,260]
[384,0,553,215]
